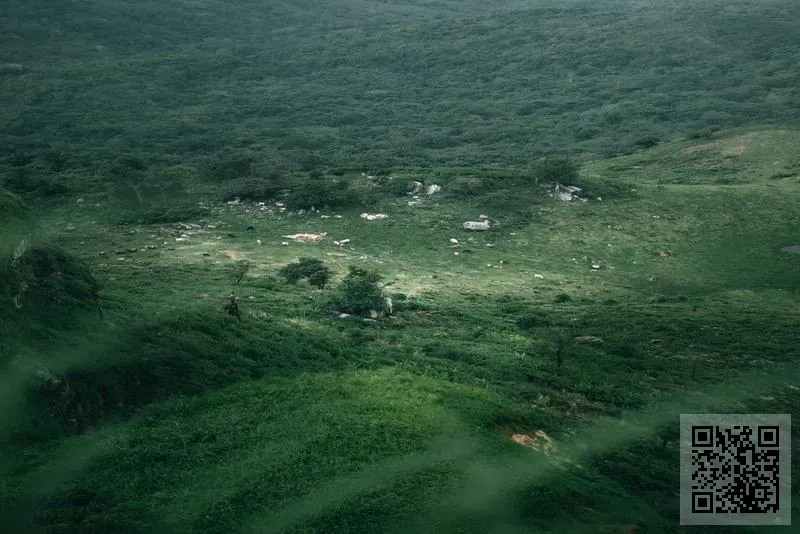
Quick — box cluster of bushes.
[283,175,352,210]
[278,260,390,317]
[279,258,332,289]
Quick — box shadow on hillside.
[2,306,357,445]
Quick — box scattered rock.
[338,313,351,318]
[780,244,800,254]
[534,274,544,279]
[479,214,489,220]
[463,220,490,231]
[227,198,241,205]
[425,184,441,195]
[410,181,423,194]
[659,250,672,257]
[360,213,388,221]
[76,198,84,204]
[552,184,583,202]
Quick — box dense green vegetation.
[1,0,799,533]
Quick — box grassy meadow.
[1,1,799,533]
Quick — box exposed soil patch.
[225,250,247,261]
[780,244,800,254]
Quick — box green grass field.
[1,1,799,532]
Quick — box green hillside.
[1,1,798,533]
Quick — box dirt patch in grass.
[681,140,747,158]
[225,250,247,261]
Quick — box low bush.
[279,258,331,289]
[284,178,352,210]
[331,266,387,316]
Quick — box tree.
[531,156,580,186]
[278,258,331,289]
[332,266,387,316]
[109,157,187,210]
[231,260,251,286]
[279,258,328,284]
[308,268,331,290]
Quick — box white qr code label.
[680,414,791,526]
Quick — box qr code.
[680,414,791,526]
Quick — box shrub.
[284,178,350,210]
[231,260,251,285]
[202,153,254,182]
[554,293,572,303]
[448,176,487,198]
[517,311,553,331]
[578,177,640,200]
[1,243,101,350]
[332,266,387,316]
[382,178,417,197]
[279,258,331,287]
[307,269,332,290]
[221,175,283,202]
[114,204,208,225]
[531,156,580,186]
[3,166,71,197]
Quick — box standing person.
[226,294,241,321]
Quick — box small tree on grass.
[231,260,251,285]
[531,156,580,186]
[332,266,387,316]
[279,258,331,288]
[307,268,331,289]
